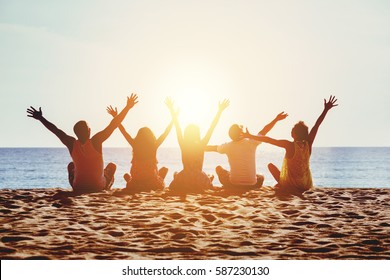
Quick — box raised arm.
[106,105,135,147]
[27,106,75,152]
[243,128,291,150]
[258,111,288,136]
[205,145,218,152]
[165,98,183,147]
[93,93,138,145]
[156,119,174,147]
[308,95,338,146]
[201,99,230,146]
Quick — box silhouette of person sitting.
[244,95,338,194]
[207,112,288,190]
[27,94,138,193]
[166,98,229,193]
[106,98,173,192]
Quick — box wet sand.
[0,187,389,259]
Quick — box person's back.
[128,147,164,191]
[170,127,212,192]
[181,142,205,173]
[71,139,105,191]
[27,94,138,193]
[217,138,260,185]
[166,98,230,193]
[243,95,338,194]
[130,142,159,181]
[209,113,288,189]
[106,104,174,192]
[279,141,313,192]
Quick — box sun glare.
[158,58,233,134]
[172,88,217,129]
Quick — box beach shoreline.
[0,187,389,260]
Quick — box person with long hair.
[106,99,173,192]
[166,97,229,193]
[244,95,338,194]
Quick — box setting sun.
[1,1,390,274]
[172,88,216,128]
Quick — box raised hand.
[202,98,230,145]
[276,111,288,121]
[324,95,338,111]
[127,93,139,109]
[242,127,251,138]
[165,97,174,110]
[308,95,338,145]
[165,97,180,120]
[27,106,43,120]
[106,105,118,117]
[218,99,230,111]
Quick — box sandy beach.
[0,187,389,260]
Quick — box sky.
[0,0,389,147]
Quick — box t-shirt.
[217,138,261,185]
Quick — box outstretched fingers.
[242,127,251,138]
[165,98,178,119]
[127,93,139,108]
[325,95,338,110]
[165,97,174,109]
[106,105,118,117]
[26,107,34,115]
[330,95,338,105]
[218,99,230,111]
[277,111,288,120]
[26,106,42,119]
[130,93,139,102]
[27,106,37,113]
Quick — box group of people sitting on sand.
[27,94,338,195]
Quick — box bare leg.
[123,173,131,183]
[104,162,116,190]
[67,162,75,187]
[255,174,264,187]
[158,167,168,179]
[215,165,232,187]
[268,163,280,183]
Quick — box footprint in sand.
[202,214,217,222]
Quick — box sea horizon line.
[1,146,389,149]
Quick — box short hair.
[229,124,243,141]
[292,121,309,141]
[73,120,89,140]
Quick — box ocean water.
[0,147,389,189]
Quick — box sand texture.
[0,187,389,260]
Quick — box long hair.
[183,124,201,145]
[132,127,157,161]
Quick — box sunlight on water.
[0,147,389,189]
